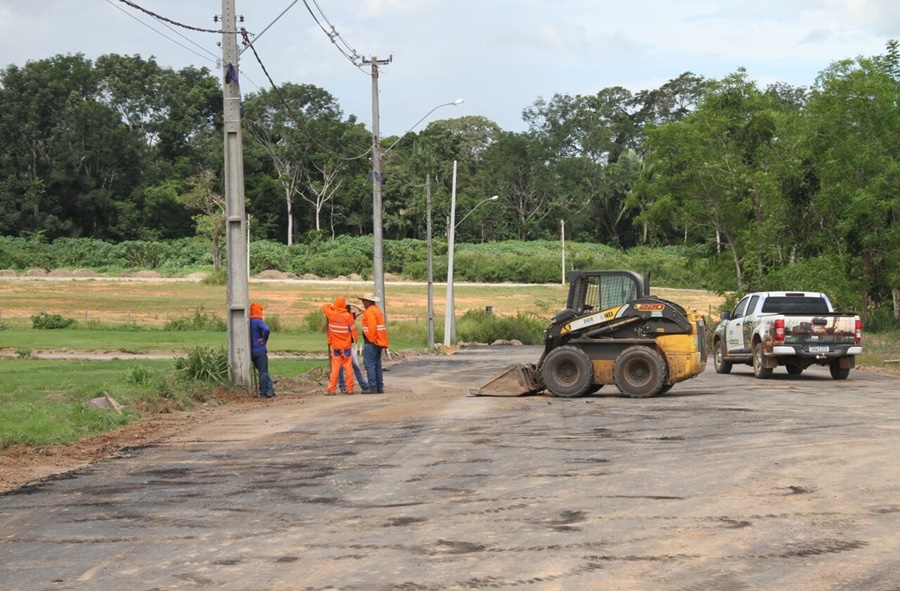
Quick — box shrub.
[174,345,230,384]
[455,309,546,345]
[164,306,227,332]
[301,309,327,333]
[31,311,77,329]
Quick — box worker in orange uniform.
[322,296,356,395]
[360,293,389,394]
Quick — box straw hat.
[360,292,382,303]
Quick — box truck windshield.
[760,296,830,314]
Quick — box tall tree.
[807,51,900,321]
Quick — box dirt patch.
[0,366,335,493]
[0,351,426,493]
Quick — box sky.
[2,0,900,137]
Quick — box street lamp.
[373,99,464,316]
[442,181,500,346]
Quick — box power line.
[113,0,234,34]
[104,0,220,66]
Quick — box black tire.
[829,361,850,380]
[786,363,803,376]
[713,339,733,374]
[753,342,773,379]
[542,346,594,397]
[584,384,604,395]
[613,346,667,398]
[657,384,673,394]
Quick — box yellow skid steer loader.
[471,270,707,398]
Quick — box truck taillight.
[774,318,785,344]
[855,319,861,344]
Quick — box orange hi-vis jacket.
[322,299,356,350]
[361,304,389,348]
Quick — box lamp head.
[489,195,500,201]
[452,98,465,105]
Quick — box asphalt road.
[1,346,898,591]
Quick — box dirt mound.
[0,269,17,277]
[48,268,74,277]
[255,270,294,280]
[25,268,48,276]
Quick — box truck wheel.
[542,346,593,397]
[713,339,732,374]
[752,342,773,379]
[829,361,850,380]
[613,346,667,398]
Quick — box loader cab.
[566,270,649,315]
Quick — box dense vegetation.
[1,43,899,326]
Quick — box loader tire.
[613,346,667,398]
[542,346,593,398]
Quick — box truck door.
[742,295,760,350]
[725,296,750,354]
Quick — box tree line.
[1,45,898,322]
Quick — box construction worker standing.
[360,293,389,394]
[322,296,355,395]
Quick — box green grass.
[0,357,322,449]
[857,330,900,371]
[1,323,431,354]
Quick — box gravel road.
[1,345,898,591]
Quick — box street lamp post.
[443,185,500,346]
[372,98,464,315]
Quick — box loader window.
[577,273,640,313]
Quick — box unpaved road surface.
[1,346,898,591]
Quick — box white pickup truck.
[712,291,862,379]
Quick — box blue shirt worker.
[249,302,275,398]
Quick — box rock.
[88,393,123,414]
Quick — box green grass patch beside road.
[0,357,322,449]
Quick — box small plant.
[201,269,227,285]
[31,311,77,329]
[15,348,32,358]
[0,321,9,331]
[301,309,327,333]
[456,309,546,345]
[125,365,155,386]
[164,305,227,332]
[174,345,230,384]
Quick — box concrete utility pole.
[364,55,392,313]
[221,0,251,388]
[426,173,434,350]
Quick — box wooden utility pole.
[221,0,251,388]
[364,55,391,313]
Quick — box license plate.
[809,345,830,353]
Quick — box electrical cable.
[104,0,220,66]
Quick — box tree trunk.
[285,189,293,246]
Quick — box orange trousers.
[328,348,354,393]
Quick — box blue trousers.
[363,342,384,392]
[252,353,274,396]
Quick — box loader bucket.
[469,363,543,396]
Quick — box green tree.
[807,51,900,321]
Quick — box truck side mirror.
[720,310,731,321]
